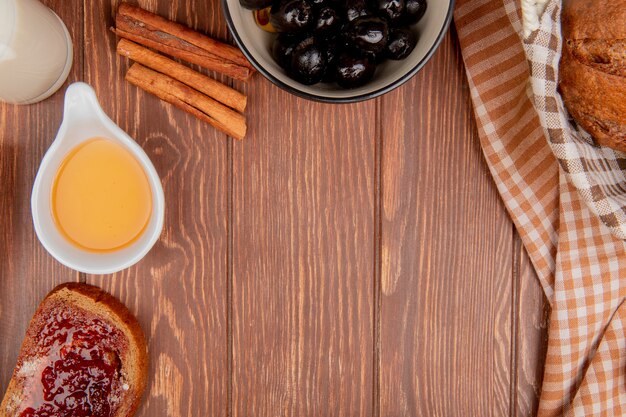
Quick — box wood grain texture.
[232,83,376,416]
[84,1,230,417]
[0,0,82,395]
[0,3,552,417]
[514,235,550,417]
[378,30,515,417]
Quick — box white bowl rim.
[31,82,165,275]
[222,0,455,103]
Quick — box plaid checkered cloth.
[453,0,626,416]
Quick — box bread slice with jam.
[0,283,148,417]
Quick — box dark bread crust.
[559,0,626,152]
[565,38,626,78]
[560,46,626,149]
[561,0,626,40]
[0,283,148,417]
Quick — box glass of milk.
[0,0,73,104]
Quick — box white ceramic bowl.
[31,82,165,275]
[222,0,454,102]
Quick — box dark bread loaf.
[559,0,626,151]
[0,283,148,417]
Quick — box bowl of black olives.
[222,0,453,102]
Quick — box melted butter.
[51,138,152,252]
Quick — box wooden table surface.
[0,1,551,416]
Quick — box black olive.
[344,16,389,55]
[272,33,303,70]
[270,0,315,32]
[372,50,387,64]
[322,37,340,82]
[401,0,427,25]
[310,0,341,7]
[334,52,376,88]
[325,37,340,66]
[386,27,417,59]
[259,0,422,88]
[314,7,343,34]
[289,37,328,85]
[370,0,405,23]
[239,0,274,10]
[345,0,371,22]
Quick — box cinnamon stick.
[117,39,247,113]
[126,64,247,140]
[115,3,254,82]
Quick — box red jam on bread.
[18,308,127,417]
[1,283,147,417]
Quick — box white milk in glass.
[0,0,73,104]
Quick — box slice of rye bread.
[561,0,626,74]
[0,283,148,417]
[559,0,626,151]
[560,45,626,148]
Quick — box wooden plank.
[0,0,82,394]
[84,1,230,416]
[0,3,547,417]
[231,86,376,414]
[514,234,549,417]
[378,30,514,416]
